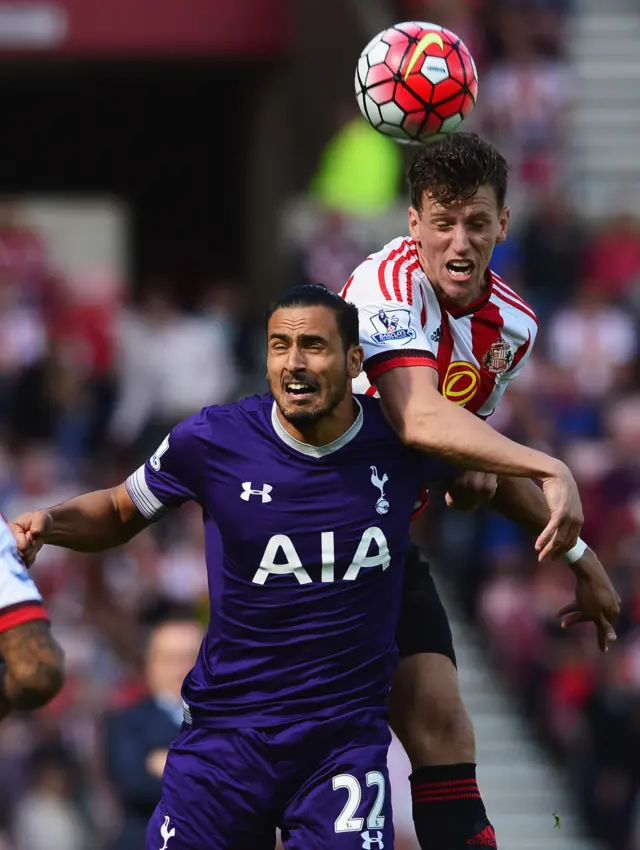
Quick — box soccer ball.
[355,22,478,145]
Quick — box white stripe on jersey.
[447,312,474,366]
[126,466,166,520]
[492,272,529,305]
[377,238,415,304]
[489,289,536,343]
[491,278,537,323]
[421,278,443,340]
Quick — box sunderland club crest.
[482,339,513,375]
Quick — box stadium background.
[0,0,637,848]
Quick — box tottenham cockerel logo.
[370,466,389,515]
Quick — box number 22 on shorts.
[333,771,386,837]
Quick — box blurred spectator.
[480,10,572,191]
[293,211,366,294]
[108,285,239,453]
[0,201,49,304]
[519,186,586,318]
[309,105,403,218]
[583,213,640,305]
[13,748,90,850]
[546,284,638,399]
[104,617,203,850]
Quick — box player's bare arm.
[375,365,583,555]
[10,484,148,567]
[486,476,620,651]
[0,620,64,720]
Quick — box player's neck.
[275,398,359,447]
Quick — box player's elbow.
[10,641,65,709]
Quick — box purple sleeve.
[125,416,201,520]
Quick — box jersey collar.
[271,398,363,458]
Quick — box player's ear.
[496,206,510,243]
[347,345,364,378]
[408,207,421,244]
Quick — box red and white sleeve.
[342,245,437,385]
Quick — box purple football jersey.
[126,393,451,727]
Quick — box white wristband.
[563,537,588,564]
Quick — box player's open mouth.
[446,259,474,281]
[285,381,318,399]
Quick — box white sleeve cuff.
[125,466,166,520]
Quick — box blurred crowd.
[0,1,637,850]
[0,202,264,849]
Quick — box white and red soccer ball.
[355,22,478,144]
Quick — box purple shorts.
[146,710,393,850]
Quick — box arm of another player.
[0,524,64,720]
[343,266,582,555]
[376,365,583,556]
[0,621,64,720]
[488,476,621,651]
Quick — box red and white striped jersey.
[0,517,48,634]
[342,236,538,418]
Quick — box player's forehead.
[268,304,340,341]
[422,184,500,218]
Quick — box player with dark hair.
[0,516,63,722]
[11,284,460,849]
[407,131,508,212]
[341,132,620,850]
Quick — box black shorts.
[395,540,456,666]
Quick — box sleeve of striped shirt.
[342,259,437,384]
[0,520,48,634]
[126,415,201,521]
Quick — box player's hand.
[555,549,621,652]
[536,462,583,561]
[444,471,498,512]
[8,511,52,568]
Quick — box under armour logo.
[241,482,273,503]
[370,466,389,515]
[361,831,384,849]
[159,815,176,850]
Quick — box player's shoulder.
[199,392,271,419]
[487,270,538,343]
[183,394,272,435]
[165,395,272,457]
[342,236,420,305]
